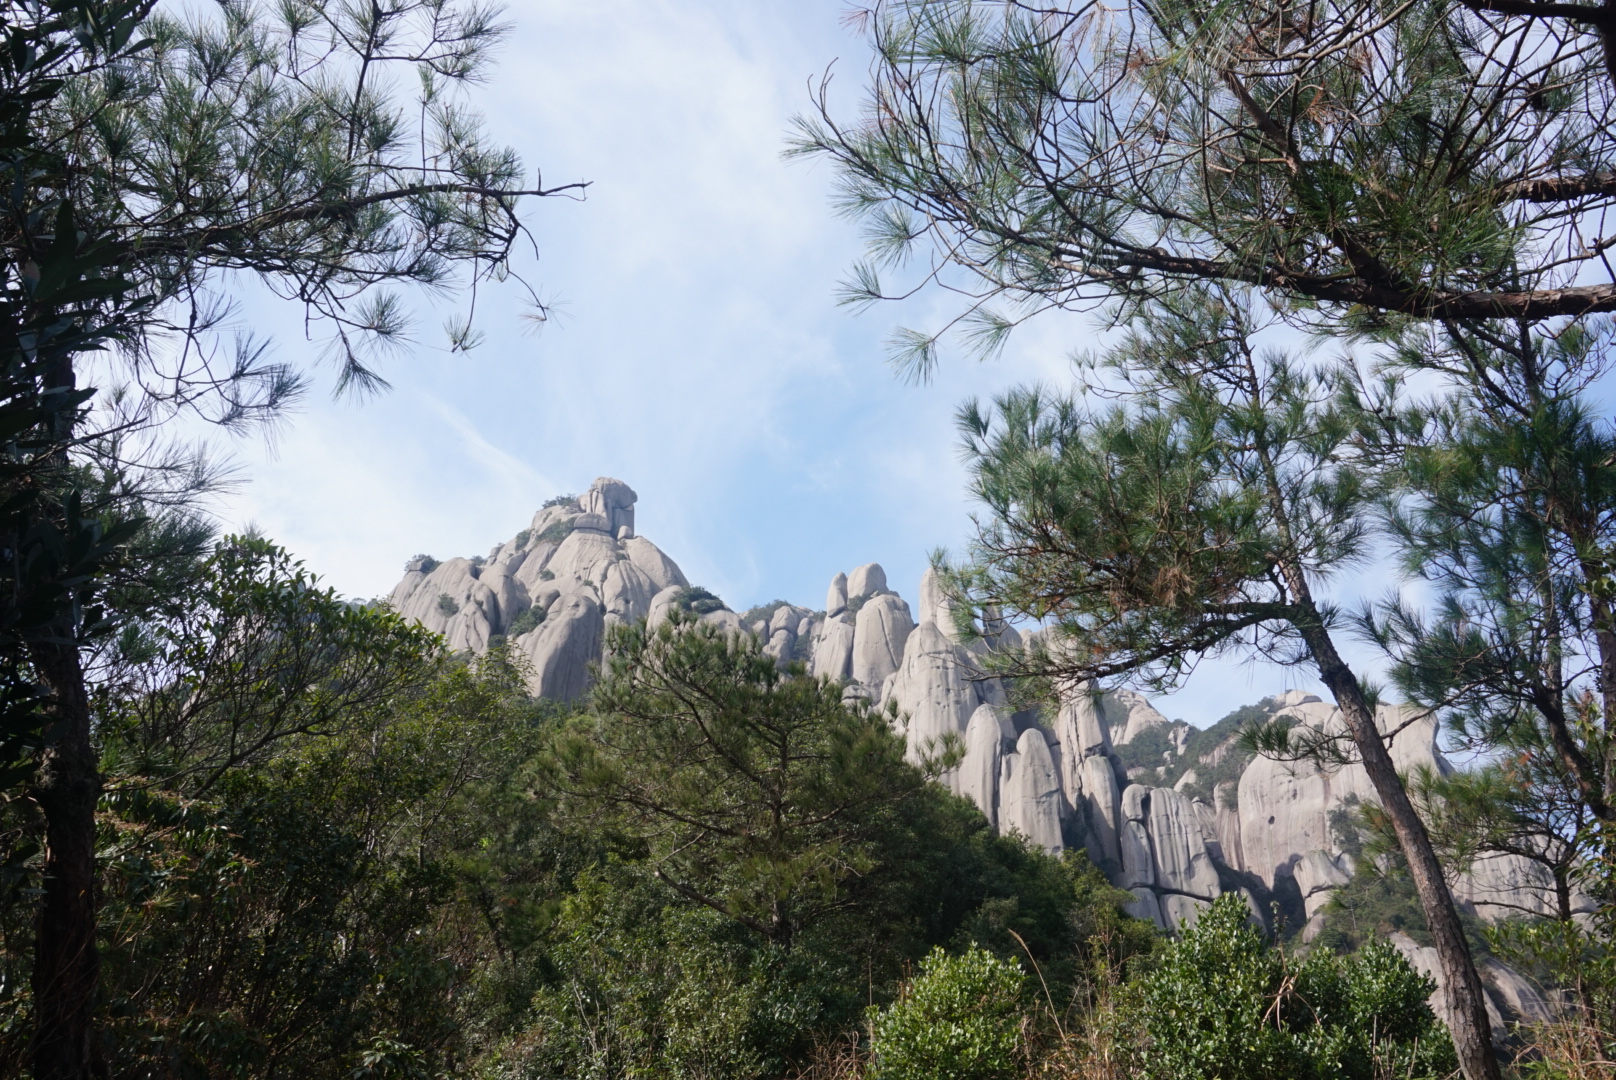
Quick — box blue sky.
[196,0,1366,726]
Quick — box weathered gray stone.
[622,536,687,593]
[1150,785,1221,905]
[887,622,980,763]
[826,572,849,617]
[1119,818,1155,888]
[1214,782,1245,873]
[647,585,682,628]
[701,608,744,635]
[1081,754,1122,870]
[515,594,604,701]
[765,628,795,665]
[598,558,658,626]
[1293,849,1352,917]
[811,614,856,681]
[1055,681,1112,768]
[769,605,802,635]
[1160,894,1213,934]
[1482,958,1562,1025]
[960,705,1004,826]
[1103,689,1172,746]
[852,593,913,690]
[1238,701,1447,890]
[1125,887,1165,928]
[1389,932,1507,1039]
[917,566,965,642]
[847,562,887,600]
[1453,851,1597,923]
[1192,798,1224,865]
[1000,729,1064,854]
[1122,783,1150,823]
[580,476,637,536]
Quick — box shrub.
[513,528,532,549]
[437,593,458,617]
[541,493,578,510]
[538,568,555,581]
[740,600,792,626]
[506,605,547,639]
[671,586,726,616]
[867,946,1024,1080]
[535,519,574,546]
[409,554,440,574]
[1127,895,1455,1080]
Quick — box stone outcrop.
[1000,729,1065,854]
[959,704,1006,825]
[388,478,686,697]
[387,478,1581,976]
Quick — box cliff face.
[389,478,1588,995]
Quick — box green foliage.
[795,0,1613,373]
[946,292,1371,693]
[1316,802,1495,957]
[410,554,440,574]
[740,599,792,626]
[1152,702,1279,802]
[513,529,532,549]
[535,518,575,546]
[539,568,555,581]
[437,591,459,617]
[1,554,543,1075]
[1128,896,1455,1080]
[867,946,1025,1080]
[1112,724,1177,780]
[96,536,442,792]
[510,864,842,1080]
[543,614,928,947]
[541,494,579,510]
[670,585,727,616]
[507,603,548,639]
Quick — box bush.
[507,604,547,639]
[1127,895,1455,1080]
[740,599,792,626]
[538,568,555,581]
[409,554,439,574]
[671,586,726,616]
[437,593,458,617]
[541,493,578,510]
[535,519,574,546]
[513,528,532,549]
[867,946,1024,1080]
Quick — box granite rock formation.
[388,480,1584,1028]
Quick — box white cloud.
[192,0,1391,727]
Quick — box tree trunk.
[28,639,101,1080]
[1298,617,1501,1080]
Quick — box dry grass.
[1513,1012,1616,1080]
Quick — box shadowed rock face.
[388,480,1581,972]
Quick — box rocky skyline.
[388,476,1585,1036]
